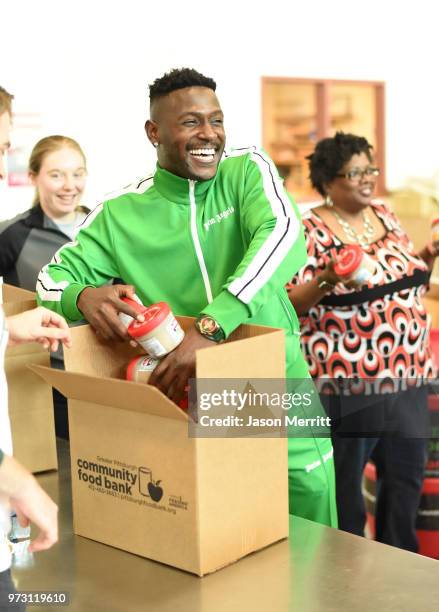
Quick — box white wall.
[1,0,438,218]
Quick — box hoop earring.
[325,195,333,208]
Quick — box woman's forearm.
[287,274,335,315]
[418,244,437,273]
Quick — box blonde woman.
[0,135,89,290]
[0,135,89,439]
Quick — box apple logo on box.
[148,480,163,502]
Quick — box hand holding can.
[127,302,184,358]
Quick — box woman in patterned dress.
[287,132,437,552]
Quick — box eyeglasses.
[336,166,380,182]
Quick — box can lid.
[128,302,171,338]
[431,218,439,226]
[126,355,159,380]
[334,245,363,277]
[121,296,147,315]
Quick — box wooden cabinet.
[262,77,386,201]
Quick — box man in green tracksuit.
[36,68,337,527]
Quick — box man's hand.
[7,307,72,351]
[77,285,144,341]
[0,455,58,553]
[148,326,214,404]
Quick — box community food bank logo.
[75,456,186,513]
[77,457,137,495]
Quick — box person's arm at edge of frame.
[6,306,72,351]
[386,203,438,273]
[418,242,439,273]
[0,450,58,553]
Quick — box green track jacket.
[36,147,307,376]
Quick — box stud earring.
[153,142,158,148]
[325,195,333,208]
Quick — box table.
[11,440,439,611]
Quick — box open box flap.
[196,328,285,378]
[29,364,188,422]
[63,325,141,378]
[1,284,35,303]
[178,316,283,341]
[63,320,285,378]
[3,300,38,317]
[6,340,48,359]
[44,321,284,422]
[179,316,286,378]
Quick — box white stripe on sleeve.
[36,176,155,302]
[227,148,301,304]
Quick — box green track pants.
[286,358,338,528]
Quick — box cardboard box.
[2,284,35,303]
[32,320,289,576]
[73,528,291,607]
[2,283,57,473]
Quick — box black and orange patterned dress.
[291,201,436,388]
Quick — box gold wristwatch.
[195,315,225,343]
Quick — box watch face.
[196,316,225,342]
[200,317,219,335]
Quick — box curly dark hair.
[149,68,216,103]
[307,132,373,196]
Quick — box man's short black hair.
[307,132,373,196]
[149,68,216,103]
